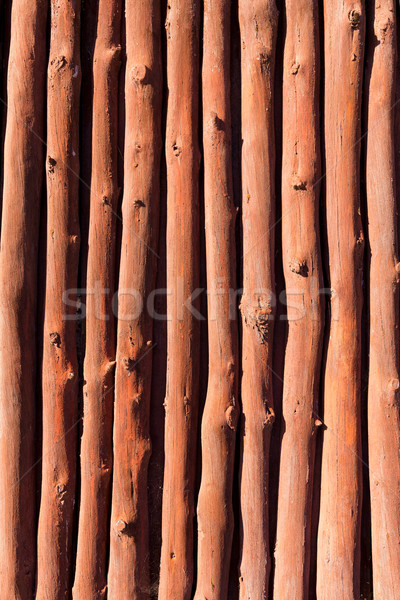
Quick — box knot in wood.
[240,297,273,343]
[292,174,307,190]
[50,55,67,74]
[225,405,239,431]
[263,407,275,428]
[48,156,57,173]
[388,378,400,391]
[131,63,148,84]
[123,357,136,373]
[291,62,300,75]
[289,258,308,277]
[115,519,128,534]
[349,9,361,29]
[50,332,61,347]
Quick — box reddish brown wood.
[273,1,324,598]
[107,1,162,597]
[158,1,200,598]
[365,2,400,597]
[193,1,238,598]
[73,1,121,597]
[2,1,400,595]
[317,2,365,598]
[0,1,47,597]
[238,1,278,597]
[36,1,81,597]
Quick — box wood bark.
[158,1,200,598]
[273,2,324,598]
[193,1,238,598]
[317,2,365,598]
[0,1,47,597]
[36,1,81,597]
[365,2,400,598]
[238,1,278,597]
[73,1,121,597]
[107,0,162,597]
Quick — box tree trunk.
[36,1,81,597]
[317,2,365,598]
[365,2,400,598]
[0,1,47,597]
[73,1,121,597]
[273,2,324,598]
[158,1,200,598]
[107,0,162,597]
[238,1,278,597]
[193,1,238,598]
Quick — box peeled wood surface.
[365,2,400,598]
[273,1,324,598]
[73,1,121,597]
[194,1,238,598]
[317,2,365,599]
[238,1,278,597]
[36,1,81,598]
[2,2,400,598]
[108,1,162,598]
[0,1,47,597]
[159,1,200,598]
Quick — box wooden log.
[0,1,47,597]
[36,0,81,597]
[273,1,324,598]
[365,2,400,597]
[238,1,278,597]
[317,2,365,598]
[73,1,121,597]
[158,1,200,598]
[193,0,238,598]
[107,0,162,597]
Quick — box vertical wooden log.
[36,0,81,597]
[238,1,278,597]
[107,0,162,597]
[73,1,121,597]
[158,1,200,598]
[317,2,365,598]
[365,2,400,597]
[273,1,324,598]
[193,1,238,598]
[0,1,47,597]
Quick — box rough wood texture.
[365,2,400,598]
[0,1,47,597]
[158,1,200,598]
[107,1,162,597]
[36,1,81,597]
[1,4,399,599]
[73,1,121,597]
[273,2,324,598]
[238,1,278,598]
[193,1,238,598]
[317,2,365,598]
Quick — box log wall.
[1,1,399,598]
